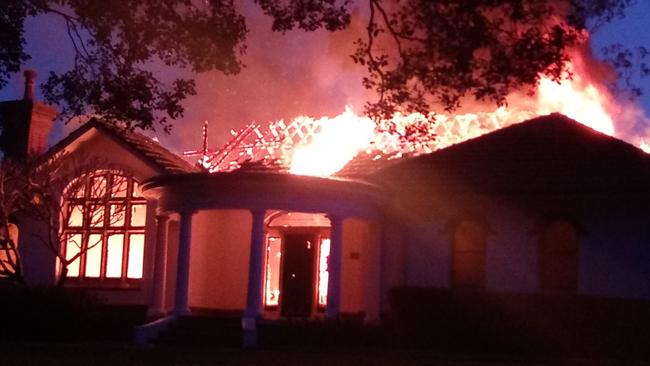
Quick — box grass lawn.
[1,343,649,366]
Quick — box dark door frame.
[264,226,330,318]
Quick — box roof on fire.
[50,113,650,194]
[371,113,650,194]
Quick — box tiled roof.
[49,118,197,174]
[334,152,405,179]
[371,113,650,194]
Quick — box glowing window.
[65,234,82,277]
[127,234,145,279]
[264,236,282,307]
[61,171,146,283]
[130,204,147,227]
[106,234,124,278]
[111,175,128,198]
[0,223,21,278]
[85,234,103,278]
[110,204,126,227]
[68,205,84,227]
[317,238,330,307]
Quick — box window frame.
[538,219,579,292]
[61,170,147,287]
[450,219,489,290]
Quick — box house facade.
[3,92,650,345]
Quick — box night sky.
[1,2,650,156]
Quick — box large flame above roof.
[192,62,619,177]
[536,70,614,136]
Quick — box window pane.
[132,182,141,197]
[89,204,105,227]
[106,234,124,278]
[67,179,85,198]
[127,234,145,279]
[317,238,331,307]
[85,234,103,278]
[111,175,128,197]
[66,234,82,277]
[61,172,147,282]
[109,204,126,227]
[130,204,147,227]
[0,248,15,276]
[67,205,84,227]
[264,237,282,306]
[0,229,16,275]
[90,176,107,198]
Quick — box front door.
[280,234,315,317]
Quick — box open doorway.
[264,212,330,318]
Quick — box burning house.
[2,69,650,350]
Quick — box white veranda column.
[364,221,382,324]
[326,215,344,320]
[149,214,170,317]
[243,209,266,348]
[173,210,194,316]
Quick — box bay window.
[61,171,146,283]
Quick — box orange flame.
[640,140,650,154]
[536,70,615,136]
[285,65,620,176]
[289,109,376,176]
[205,61,637,177]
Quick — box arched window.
[0,222,19,279]
[451,220,488,289]
[61,171,147,282]
[539,220,578,291]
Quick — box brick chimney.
[0,70,57,159]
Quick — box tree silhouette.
[0,0,640,129]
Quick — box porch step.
[154,316,242,348]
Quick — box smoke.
[570,42,650,146]
[155,4,373,156]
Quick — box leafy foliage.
[2,0,248,132]
[0,0,640,130]
[0,158,30,282]
[0,153,126,286]
[351,0,635,120]
[601,43,650,99]
[254,0,352,32]
[0,1,33,90]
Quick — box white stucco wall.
[183,210,381,319]
[188,209,252,311]
[399,194,650,300]
[341,218,380,317]
[484,204,538,293]
[579,208,650,299]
